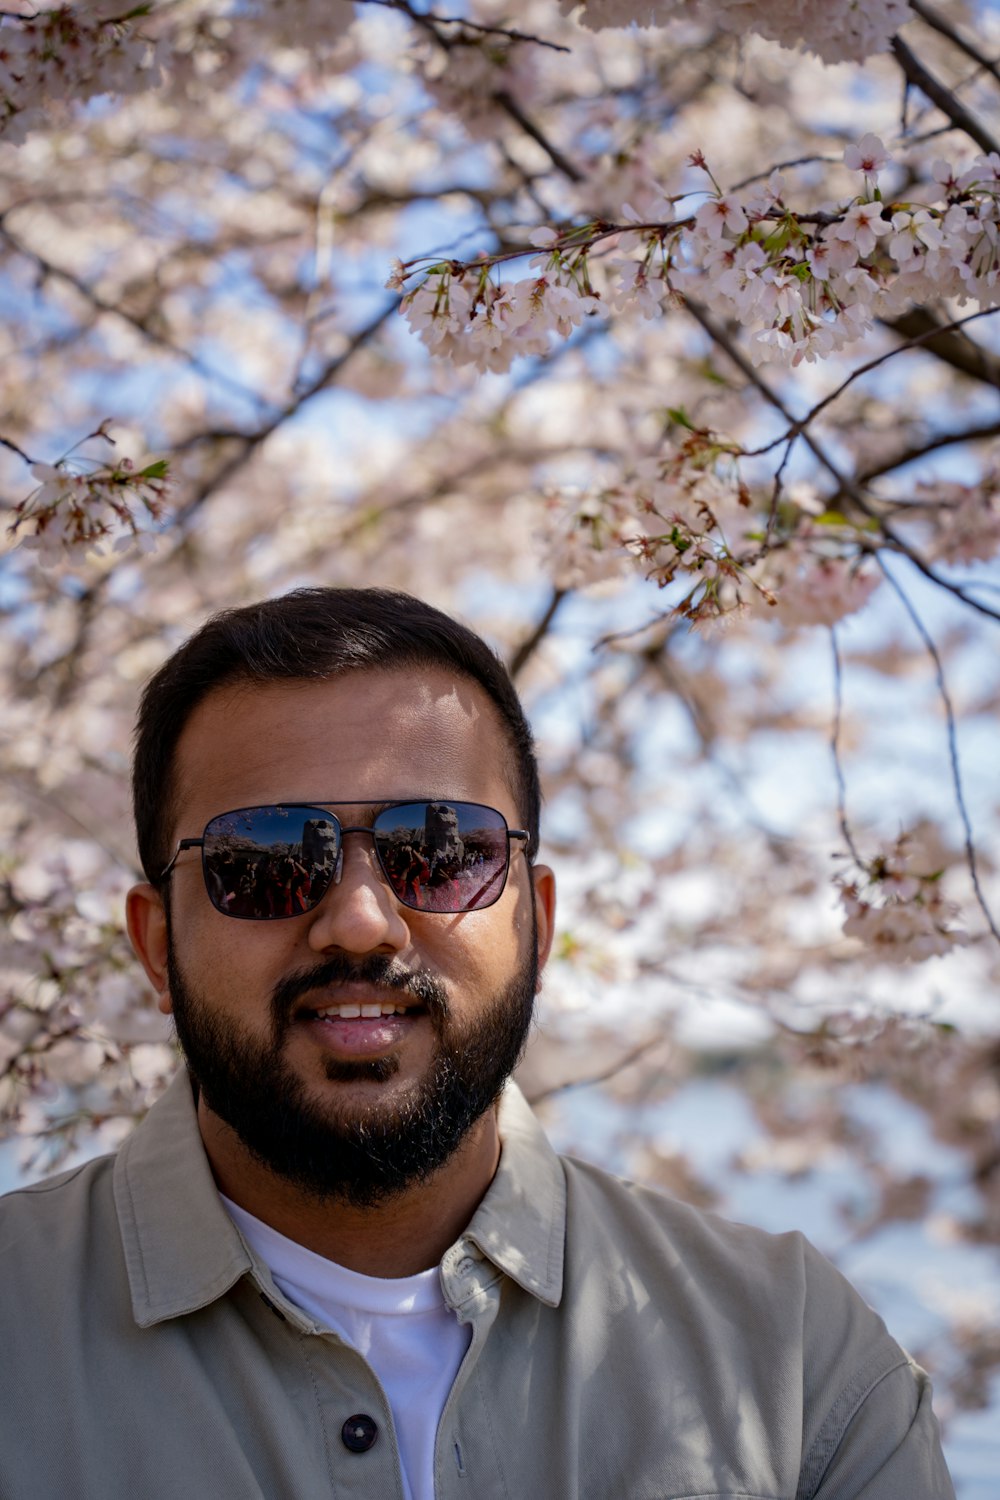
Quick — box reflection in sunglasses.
[187,799,525,919]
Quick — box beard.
[166,933,537,1209]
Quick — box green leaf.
[137,459,169,480]
[814,510,850,526]
[666,406,694,429]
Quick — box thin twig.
[526,1033,668,1106]
[508,588,568,680]
[728,151,843,193]
[884,308,1000,388]
[375,0,571,52]
[175,301,397,525]
[764,438,794,546]
[0,224,277,414]
[856,418,1000,484]
[0,434,35,465]
[891,34,1000,156]
[830,627,864,867]
[684,298,1000,626]
[795,308,1000,433]
[741,307,1000,461]
[875,553,1000,948]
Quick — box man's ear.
[126,883,173,1015]
[529,863,557,986]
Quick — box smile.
[311,1002,412,1019]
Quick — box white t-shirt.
[222,1197,471,1500]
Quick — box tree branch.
[875,554,1000,949]
[830,628,864,868]
[0,224,277,414]
[857,418,1000,484]
[909,0,1000,87]
[881,308,1000,389]
[0,434,35,466]
[492,90,585,183]
[798,308,1000,431]
[508,588,568,680]
[174,301,397,525]
[525,1033,668,1106]
[891,34,1000,155]
[375,0,571,53]
[684,298,1000,625]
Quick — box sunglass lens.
[202,805,339,919]
[373,801,509,912]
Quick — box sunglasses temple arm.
[158,838,204,883]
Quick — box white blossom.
[765,558,880,628]
[7,453,170,563]
[838,835,968,964]
[567,0,915,66]
[828,200,893,258]
[844,133,891,178]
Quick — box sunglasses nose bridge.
[330,825,389,893]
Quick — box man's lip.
[300,1010,423,1059]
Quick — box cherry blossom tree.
[2,0,1000,1456]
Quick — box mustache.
[270,953,448,1029]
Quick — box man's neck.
[196,1098,501,1277]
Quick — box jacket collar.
[464,1083,565,1307]
[114,1068,566,1328]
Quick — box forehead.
[171,667,516,831]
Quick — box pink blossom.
[829,200,892,257]
[770,559,880,628]
[844,133,891,177]
[714,241,768,314]
[889,209,943,262]
[694,194,749,241]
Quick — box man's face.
[144,667,554,1205]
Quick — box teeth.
[312,1003,409,1020]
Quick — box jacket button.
[341,1414,378,1453]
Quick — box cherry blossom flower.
[919,468,1000,566]
[844,133,891,178]
[766,559,880,628]
[828,200,893,258]
[7,455,170,563]
[838,835,968,964]
[567,0,914,65]
[694,194,748,241]
[889,209,944,263]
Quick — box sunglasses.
[159,800,529,919]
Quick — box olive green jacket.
[0,1070,954,1499]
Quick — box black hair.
[132,587,541,881]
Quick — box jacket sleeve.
[804,1359,954,1499]
[795,1233,955,1500]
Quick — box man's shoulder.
[0,1152,118,1267]
[1,1148,117,1202]
[557,1150,858,1315]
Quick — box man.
[0,588,954,1499]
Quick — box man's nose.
[305,835,410,955]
